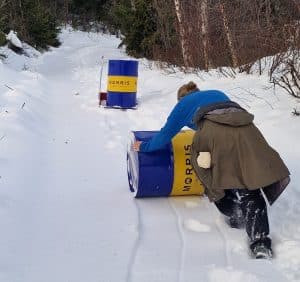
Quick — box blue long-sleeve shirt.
[139,90,230,152]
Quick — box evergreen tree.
[0,0,7,46]
[1,0,60,49]
[22,0,61,49]
[108,0,158,58]
[70,0,110,28]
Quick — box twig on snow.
[5,84,14,91]
[292,108,300,116]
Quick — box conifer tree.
[0,0,7,46]
[1,0,60,49]
[22,0,61,49]
[108,0,158,58]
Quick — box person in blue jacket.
[133,81,290,259]
[133,82,230,152]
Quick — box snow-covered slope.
[0,28,299,282]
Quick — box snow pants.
[214,189,270,243]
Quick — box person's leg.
[237,189,269,241]
[237,189,272,258]
[215,190,245,228]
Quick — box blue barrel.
[106,60,138,108]
[127,130,204,198]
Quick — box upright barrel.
[107,60,138,108]
[127,130,204,198]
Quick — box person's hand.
[132,141,142,152]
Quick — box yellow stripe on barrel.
[107,76,137,93]
[171,130,204,196]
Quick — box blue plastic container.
[127,131,204,198]
[106,60,138,108]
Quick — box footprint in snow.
[184,219,211,233]
[184,201,200,208]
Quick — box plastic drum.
[106,60,138,108]
[127,130,204,197]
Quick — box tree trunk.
[64,0,69,26]
[130,0,136,11]
[174,0,192,67]
[291,0,300,14]
[0,0,7,26]
[18,0,29,41]
[265,0,272,28]
[153,0,170,50]
[219,2,239,68]
[199,0,210,70]
[0,0,7,9]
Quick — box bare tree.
[270,17,300,99]
[130,0,136,11]
[153,0,169,49]
[0,0,7,9]
[219,2,238,68]
[199,0,210,70]
[291,0,300,13]
[174,0,193,67]
[151,0,183,66]
[271,50,300,99]
[63,0,70,26]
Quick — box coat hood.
[205,111,254,127]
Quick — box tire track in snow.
[170,196,231,282]
[126,199,143,282]
[124,198,182,282]
[198,198,229,266]
[168,198,185,282]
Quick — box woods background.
[0,0,299,97]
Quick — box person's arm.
[136,102,191,152]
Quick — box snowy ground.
[1,28,300,282]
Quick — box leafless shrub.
[153,0,299,74]
[271,50,300,98]
[217,67,236,78]
[269,19,300,99]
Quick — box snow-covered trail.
[1,32,139,281]
[1,29,300,282]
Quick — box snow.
[6,30,23,49]
[0,27,300,282]
[184,219,211,232]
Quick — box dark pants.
[215,189,270,243]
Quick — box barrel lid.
[127,132,139,196]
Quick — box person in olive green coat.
[191,103,290,205]
[134,81,290,259]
